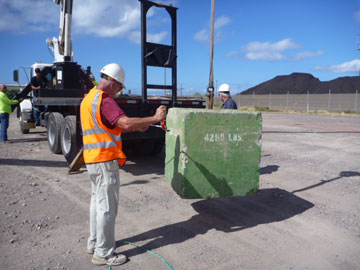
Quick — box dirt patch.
[1,113,359,269]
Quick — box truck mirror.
[13,69,19,83]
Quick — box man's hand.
[155,105,167,122]
[116,105,167,131]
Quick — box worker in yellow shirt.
[0,84,23,142]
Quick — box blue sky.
[1,0,359,95]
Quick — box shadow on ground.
[292,171,360,193]
[120,151,165,176]
[0,158,68,167]
[118,188,314,257]
[9,137,47,143]
[260,165,279,175]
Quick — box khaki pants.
[86,159,120,258]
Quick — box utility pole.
[355,90,358,112]
[306,91,309,112]
[357,35,360,76]
[206,0,215,109]
[180,84,183,96]
[164,68,167,96]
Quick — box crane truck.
[13,0,205,165]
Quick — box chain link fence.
[211,91,359,113]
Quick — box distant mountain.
[239,73,360,95]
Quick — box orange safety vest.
[80,88,127,166]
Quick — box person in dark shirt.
[31,68,48,125]
[31,68,48,92]
[219,83,237,109]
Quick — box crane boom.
[47,0,73,62]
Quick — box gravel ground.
[0,112,359,270]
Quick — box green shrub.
[343,110,355,114]
[254,106,279,112]
[6,89,20,99]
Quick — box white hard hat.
[100,63,126,88]
[218,83,231,93]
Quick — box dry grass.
[237,106,360,117]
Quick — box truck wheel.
[47,112,64,154]
[61,115,80,163]
[19,114,29,134]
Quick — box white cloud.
[315,59,360,74]
[225,50,240,58]
[0,0,169,44]
[73,0,140,38]
[215,16,231,30]
[193,15,231,43]
[355,10,360,22]
[193,29,209,43]
[228,38,322,61]
[147,31,168,43]
[245,51,285,61]
[0,0,58,33]
[128,31,141,44]
[242,38,300,61]
[73,0,169,43]
[292,50,324,61]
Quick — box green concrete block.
[165,108,262,199]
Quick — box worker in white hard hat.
[80,63,166,266]
[218,83,237,109]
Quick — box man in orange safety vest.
[80,63,166,266]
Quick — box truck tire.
[19,114,29,134]
[47,112,64,154]
[61,115,80,163]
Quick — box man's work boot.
[92,252,127,266]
